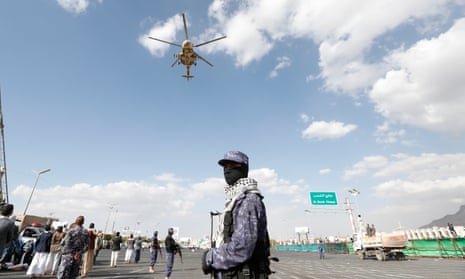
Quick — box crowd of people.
[0,211,98,278]
[0,150,274,279]
[0,204,182,279]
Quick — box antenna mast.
[0,88,9,203]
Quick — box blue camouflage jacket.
[61,225,89,256]
[207,191,268,271]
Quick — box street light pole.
[348,188,361,215]
[23,168,51,215]
[303,210,313,241]
[111,209,118,233]
[104,203,117,234]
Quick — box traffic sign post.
[309,192,338,205]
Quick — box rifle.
[209,211,221,279]
[176,244,183,263]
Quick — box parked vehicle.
[18,226,45,244]
[351,216,407,261]
[353,231,408,261]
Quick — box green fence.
[405,238,465,258]
[274,238,465,258]
[274,243,349,254]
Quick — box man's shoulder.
[0,216,14,226]
[234,192,266,214]
[241,191,264,203]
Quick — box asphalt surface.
[2,248,464,278]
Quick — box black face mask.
[224,165,248,185]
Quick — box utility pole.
[23,168,51,215]
[345,197,358,234]
[0,89,8,203]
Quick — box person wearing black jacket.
[164,227,179,279]
[26,224,52,277]
[149,231,162,272]
[110,232,121,267]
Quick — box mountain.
[420,205,465,228]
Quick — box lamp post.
[23,168,51,215]
[303,210,313,241]
[104,203,117,234]
[111,209,119,233]
[348,188,361,214]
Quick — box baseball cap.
[218,151,249,166]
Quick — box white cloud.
[344,155,388,179]
[56,0,90,14]
[373,153,465,181]
[207,0,291,66]
[206,0,456,77]
[375,176,465,198]
[371,175,465,230]
[343,153,465,231]
[319,168,331,175]
[251,168,304,195]
[374,121,406,144]
[13,176,202,233]
[370,18,465,132]
[344,153,465,181]
[154,173,185,184]
[138,0,464,105]
[191,177,225,199]
[203,1,465,134]
[305,74,320,83]
[302,121,357,140]
[12,168,307,239]
[269,56,291,78]
[300,114,310,123]
[138,14,185,58]
[217,13,273,66]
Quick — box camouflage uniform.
[207,189,270,279]
[204,151,271,279]
[57,224,89,279]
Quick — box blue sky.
[1,0,464,241]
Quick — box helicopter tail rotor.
[183,65,193,80]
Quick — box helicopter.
[148,13,226,80]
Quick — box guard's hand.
[201,250,212,275]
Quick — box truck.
[346,198,408,261]
[353,231,408,261]
[15,214,58,231]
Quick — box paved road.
[271,250,464,279]
[2,249,464,278]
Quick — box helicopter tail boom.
[183,64,194,80]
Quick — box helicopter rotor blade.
[195,52,214,67]
[182,13,189,40]
[171,57,180,67]
[148,37,182,48]
[194,35,227,47]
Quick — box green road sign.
[310,192,338,205]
